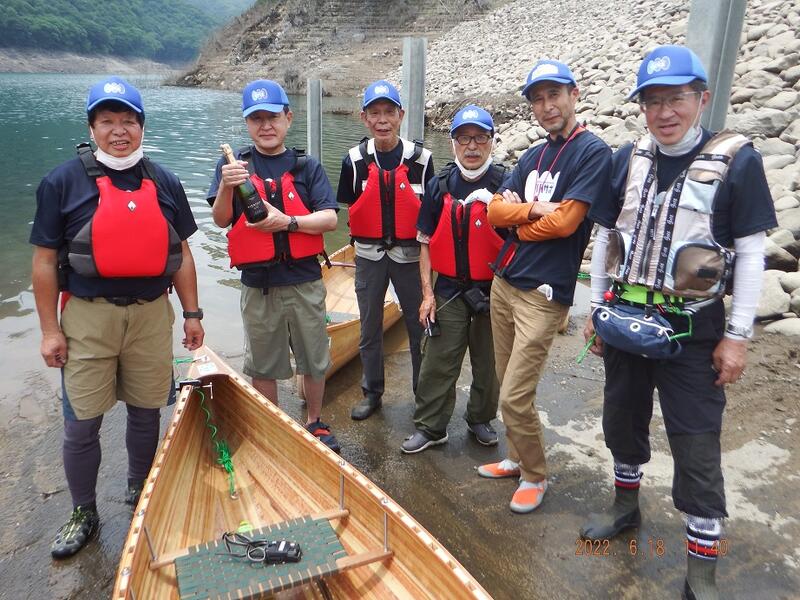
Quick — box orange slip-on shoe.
[478,459,521,479]
[509,480,548,513]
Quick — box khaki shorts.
[60,295,175,420]
[240,279,331,380]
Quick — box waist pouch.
[592,303,682,359]
[462,287,490,315]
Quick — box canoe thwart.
[174,515,377,599]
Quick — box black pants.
[601,301,727,518]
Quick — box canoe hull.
[113,347,490,599]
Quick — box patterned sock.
[685,514,722,561]
[614,461,642,490]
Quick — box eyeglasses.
[639,91,701,112]
[453,134,492,145]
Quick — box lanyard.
[535,124,584,175]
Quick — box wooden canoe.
[323,244,401,377]
[112,347,491,599]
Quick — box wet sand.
[0,296,798,599]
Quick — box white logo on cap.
[530,63,560,80]
[647,56,671,74]
[462,109,480,120]
[373,85,390,95]
[251,88,269,102]
[104,82,125,95]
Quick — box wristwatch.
[287,216,299,232]
[183,308,204,320]
[725,323,753,339]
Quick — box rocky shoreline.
[0,48,180,75]
[417,0,800,335]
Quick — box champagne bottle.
[220,143,267,223]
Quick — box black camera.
[463,287,490,315]
[425,317,441,337]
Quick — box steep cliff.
[176,0,502,95]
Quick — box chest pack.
[605,131,749,300]
[67,143,182,280]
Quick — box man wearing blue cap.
[31,76,204,558]
[582,45,775,599]
[400,105,506,453]
[208,79,340,451]
[337,79,435,420]
[477,60,611,514]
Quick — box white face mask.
[452,139,494,181]
[91,130,145,171]
[651,102,703,157]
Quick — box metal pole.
[686,0,747,131]
[306,79,323,160]
[400,37,427,142]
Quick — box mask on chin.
[91,129,145,171]
[650,102,703,157]
[452,139,494,181]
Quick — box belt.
[80,296,161,306]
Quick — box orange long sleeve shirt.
[487,194,588,241]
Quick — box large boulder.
[779,271,800,293]
[777,207,800,237]
[727,108,793,138]
[764,318,800,335]
[755,137,796,156]
[756,270,791,319]
[774,196,800,211]
[764,237,799,271]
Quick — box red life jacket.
[227,148,325,269]
[67,143,182,279]
[429,164,506,282]
[348,138,429,248]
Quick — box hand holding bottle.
[220,143,268,223]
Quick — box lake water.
[0,73,454,358]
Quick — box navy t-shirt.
[589,129,778,246]
[418,163,507,299]
[498,129,612,305]
[336,141,435,205]
[30,156,197,298]
[207,147,337,289]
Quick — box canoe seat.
[174,514,390,599]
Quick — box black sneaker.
[51,506,99,559]
[125,480,144,506]
[467,422,499,446]
[401,430,448,454]
[306,420,341,453]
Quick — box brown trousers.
[490,277,568,482]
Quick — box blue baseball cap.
[242,80,290,117]
[629,45,708,99]
[450,105,494,135]
[86,76,144,117]
[521,60,577,98]
[362,80,402,109]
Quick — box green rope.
[576,333,596,364]
[196,388,237,498]
[663,305,693,341]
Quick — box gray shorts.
[240,279,331,380]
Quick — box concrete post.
[686,0,747,130]
[306,79,323,160]
[400,37,427,142]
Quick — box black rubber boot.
[350,394,382,420]
[683,555,719,600]
[579,487,641,540]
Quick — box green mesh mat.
[175,516,347,600]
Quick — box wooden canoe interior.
[114,350,490,599]
[322,245,401,377]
